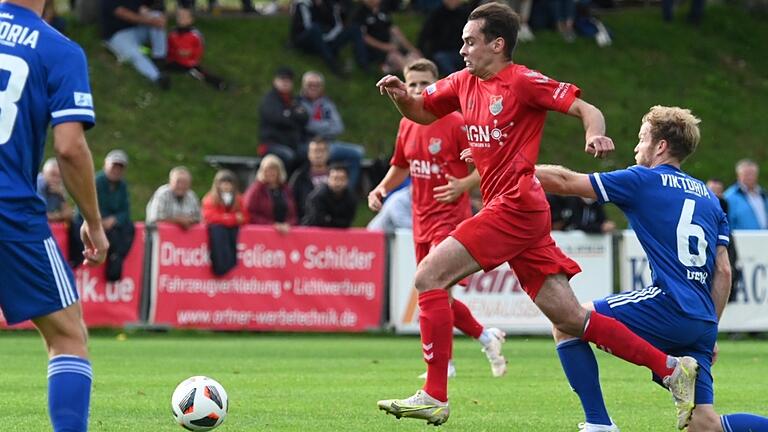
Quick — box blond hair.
[642,105,701,162]
[257,154,287,184]
[403,58,439,80]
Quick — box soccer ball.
[171,376,229,431]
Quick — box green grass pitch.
[2,332,767,431]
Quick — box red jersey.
[422,64,580,211]
[167,28,204,68]
[391,112,473,243]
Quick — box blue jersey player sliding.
[536,106,768,432]
[0,0,108,430]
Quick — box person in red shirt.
[202,170,248,276]
[369,58,507,380]
[166,8,227,91]
[376,3,698,427]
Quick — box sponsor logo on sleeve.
[74,92,93,107]
[425,84,436,95]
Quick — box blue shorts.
[0,237,78,325]
[594,286,717,405]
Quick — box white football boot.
[578,420,620,431]
[663,356,699,430]
[482,327,508,377]
[377,389,450,426]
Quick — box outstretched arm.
[368,165,409,211]
[567,99,614,159]
[376,75,438,125]
[535,164,597,200]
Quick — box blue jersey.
[0,2,95,241]
[590,164,730,323]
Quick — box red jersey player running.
[376,2,698,426]
[368,58,506,379]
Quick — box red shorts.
[451,201,581,300]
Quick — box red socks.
[451,299,484,339]
[419,289,453,402]
[582,311,674,379]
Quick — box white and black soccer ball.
[171,376,229,431]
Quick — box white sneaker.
[482,328,508,377]
[578,420,620,431]
[418,360,456,379]
[377,389,450,426]
[662,356,699,430]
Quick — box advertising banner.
[390,230,613,334]
[620,230,768,331]
[149,224,386,331]
[1,223,144,328]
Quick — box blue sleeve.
[588,166,644,209]
[48,45,95,129]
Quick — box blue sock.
[556,338,612,426]
[48,355,93,432]
[722,413,768,432]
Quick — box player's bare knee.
[552,325,577,343]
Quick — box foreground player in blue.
[0,0,109,430]
[536,106,768,432]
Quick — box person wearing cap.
[71,150,135,281]
[258,66,309,172]
[145,166,201,229]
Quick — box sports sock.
[721,413,768,432]
[451,299,483,339]
[48,355,92,432]
[556,338,612,426]
[419,289,453,402]
[582,311,675,379]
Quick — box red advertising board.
[150,224,386,331]
[0,223,144,329]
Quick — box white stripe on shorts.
[606,286,659,304]
[608,287,661,308]
[44,237,75,307]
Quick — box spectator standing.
[548,194,615,233]
[146,166,201,229]
[259,67,309,171]
[101,0,170,88]
[244,155,298,234]
[37,158,74,223]
[302,164,358,227]
[290,0,369,76]
[72,150,135,281]
[354,0,420,74]
[548,0,577,42]
[299,71,365,187]
[417,0,470,76]
[202,170,248,276]
[289,137,331,220]
[724,159,768,230]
